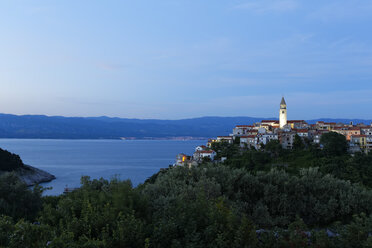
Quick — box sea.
[0,139,206,195]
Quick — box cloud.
[233,0,298,13]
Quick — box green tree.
[0,148,24,171]
[293,134,305,150]
[320,132,348,156]
[264,140,283,157]
[0,215,14,247]
[234,136,241,145]
[0,172,43,220]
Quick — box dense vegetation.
[214,132,372,188]
[0,148,25,172]
[1,132,372,247]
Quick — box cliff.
[0,165,56,186]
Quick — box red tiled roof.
[200,150,215,154]
[348,127,361,131]
[294,129,308,133]
[261,120,278,122]
[318,130,329,133]
[288,120,306,123]
[240,135,256,138]
[332,127,347,130]
[236,125,254,128]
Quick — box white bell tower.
[279,97,287,128]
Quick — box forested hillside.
[0,148,25,172]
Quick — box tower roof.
[280,97,286,105]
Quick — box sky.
[0,0,371,120]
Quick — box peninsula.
[0,148,55,186]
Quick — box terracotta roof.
[294,129,308,133]
[288,120,306,123]
[199,150,215,154]
[318,130,329,133]
[332,127,348,130]
[261,120,278,123]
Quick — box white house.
[366,136,372,152]
[240,135,256,148]
[295,129,309,138]
[313,130,329,144]
[279,131,296,149]
[361,127,372,136]
[194,150,216,161]
[175,153,189,166]
[233,125,254,136]
[195,145,207,152]
[257,133,278,145]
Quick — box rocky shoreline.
[0,165,56,186]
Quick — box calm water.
[0,139,205,195]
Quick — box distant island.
[0,113,371,139]
[0,148,55,186]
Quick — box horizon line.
[0,113,371,122]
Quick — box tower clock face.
[282,111,285,114]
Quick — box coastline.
[0,165,56,187]
[20,165,56,186]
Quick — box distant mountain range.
[0,113,370,139]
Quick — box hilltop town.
[176,97,372,166]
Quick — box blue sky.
[0,0,371,119]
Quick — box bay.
[0,139,205,195]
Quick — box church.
[279,97,287,128]
[278,97,307,130]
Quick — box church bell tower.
[279,97,287,128]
